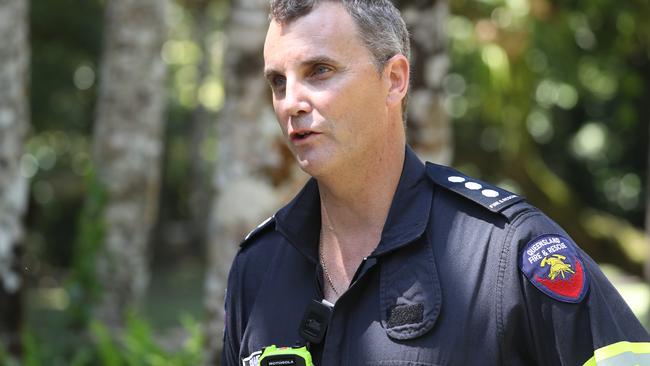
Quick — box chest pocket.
[379,235,442,341]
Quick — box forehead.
[263,2,371,69]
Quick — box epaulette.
[240,215,276,247]
[425,162,526,219]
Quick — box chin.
[295,154,330,178]
[296,158,322,177]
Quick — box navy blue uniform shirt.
[222,146,650,366]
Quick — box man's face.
[263,3,393,178]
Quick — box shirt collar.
[274,145,432,262]
[275,176,321,263]
[373,145,431,256]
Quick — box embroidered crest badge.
[519,234,589,303]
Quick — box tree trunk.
[92,0,168,327]
[203,0,305,363]
[0,0,29,357]
[399,0,452,165]
[645,122,650,283]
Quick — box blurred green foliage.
[448,0,649,227]
[66,170,107,329]
[90,314,204,366]
[3,313,204,365]
[26,0,103,271]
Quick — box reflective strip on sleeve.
[583,341,650,366]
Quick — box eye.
[265,71,287,93]
[311,64,333,78]
[267,74,286,92]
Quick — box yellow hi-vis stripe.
[583,341,650,366]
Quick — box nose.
[280,77,312,118]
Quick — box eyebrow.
[264,55,339,80]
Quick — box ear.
[384,54,410,108]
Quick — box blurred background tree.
[0,0,30,358]
[1,0,648,364]
[398,0,453,165]
[91,0,168,330]
[203,0,281,363]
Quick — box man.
[222,0,650,365]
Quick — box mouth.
[290,130,320,143]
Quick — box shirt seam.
[496,208,542,362]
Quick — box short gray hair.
[269,0,410,71]
[269,0,411,116]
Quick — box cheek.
[318,85,358,116]
[330,88,382,126]
[272,101,289,134]
[272,98,282,118]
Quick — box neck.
[317,142,405,240]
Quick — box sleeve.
[499,211,650,366]
[222,254,242,366]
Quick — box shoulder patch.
[425,162,525,215]
[240,215,275,247]
[519,234,589,303]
